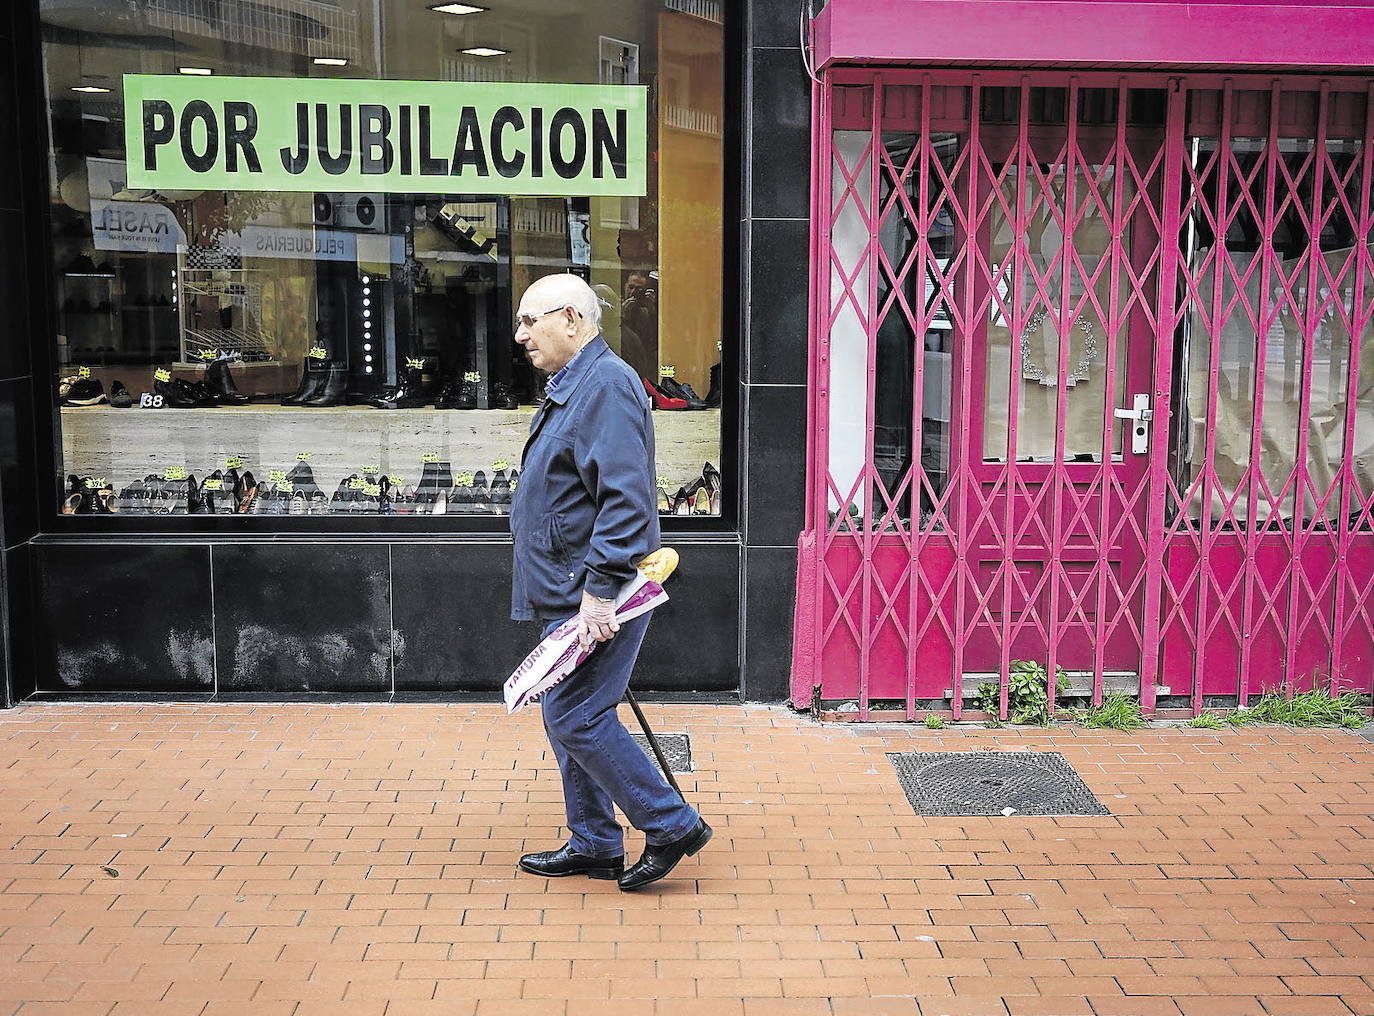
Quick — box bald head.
[524,274,603,332]
[515,273,604,373]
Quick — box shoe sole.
[517,860,623,880]
[619,823,713,892]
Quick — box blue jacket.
[510,336,661,621]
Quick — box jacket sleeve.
[572,374,656,599]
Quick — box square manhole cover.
[630,732,692,773]
[888,751,1110,816]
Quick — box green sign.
[123,74,647,197]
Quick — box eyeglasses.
[515,305,575,330]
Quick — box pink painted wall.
[815,0,1374,69]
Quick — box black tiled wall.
[740,0,811,703]
[28,538,741,697]
[0,0,42,706]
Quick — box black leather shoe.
[519,844,625,880]
[618,819,712,891]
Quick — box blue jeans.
[540,613,700,859]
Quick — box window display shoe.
[289,489,307,515]
[302,365,349,407]
[469,470,490,509]
[62,377,107,406]
[489,381,519,410]
[281,367,328,406]
[201,470,226,513]
[672,485,693,516]
[490,475,512,507]
[435,375,478,409]
[206,359,250,405]
[642,376,687,410]
[658,376,708,410]
[309,491,327,515]
[617,819,712,891]
[368,365,428,409]
[285,461,318,493]
[154,376,199,408]
[236,471,258,513]
[61,492,81,515]
[705,362,722,408]
[519,844,625,880]
[108,380,133,408]
[703,462,722,494]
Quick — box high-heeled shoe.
[657,484,672,514]
[692,485,711,515]
[202,470,225,513]
[236,471,258,513]
[702,462,721,494]
[671,485,692,516]
[642,377,686,410]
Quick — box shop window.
[42,0,727,520]
[1174,135,1374,526]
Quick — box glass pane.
[827,126,873,524]
[984,160,1131,462]
[869,130,957,527]
[1177,136,1373,525]
[43,0,725,519]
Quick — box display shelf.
[59,406,723,500]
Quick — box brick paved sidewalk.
[0,703,1371,1016]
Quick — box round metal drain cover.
[921,755,1072,812]
[888,751,1111,816]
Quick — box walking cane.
[624,548,687,800]
[624,687,685,798]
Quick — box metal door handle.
[1114,394,1152,453]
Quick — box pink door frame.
[791,69,1374,719]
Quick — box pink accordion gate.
[792,70,1374,719]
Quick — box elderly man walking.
[509,273,711,891]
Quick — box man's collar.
[543,335,608,405]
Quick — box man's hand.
[577,589,620,650]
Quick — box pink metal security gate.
[792,70,1374,719]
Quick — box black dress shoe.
[618,819,712,891]
[518,844,625,880]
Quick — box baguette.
[636,547,679,584]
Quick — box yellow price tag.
[422,453,439,463]
[295,452,312,461]
[406,358,426,370]
[154,368,172,382]
[361,464,379,475]
[202,479,223,491]
[267,470,288,483]
[362,483,381,496]
[225,456,244,469]
[164,467,187,481]
[77,366,91,379]
[658,365,676,378]
[308,346,327,360]
[388,476,406,487]
[492,459,510,471]
[348,478,366,490]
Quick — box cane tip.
[637,547,679,583]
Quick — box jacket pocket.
[549,513,573,574]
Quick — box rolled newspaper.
[503,549,679,713]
